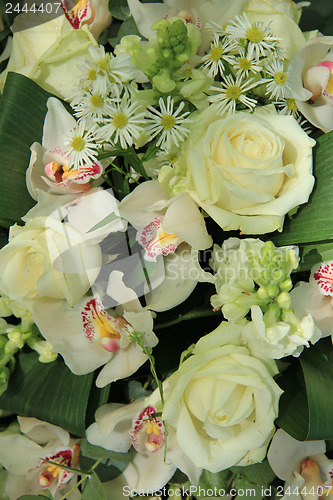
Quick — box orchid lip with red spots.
[129,405,164,454]
[313,261,333,296]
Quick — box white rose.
[288,36,333,133]
[160,108,315,234]
[162,321,282,472]
[0,13,98,98]
[0,216,101,308]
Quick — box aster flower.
[64,120,100,170]
[145,96,192,149]
[71,91,117,122]
[201,34,236,78]
[208,74,258,114]
[274,97,300,119]
[97,101,146,149]
[225,13,280,60]
[233,47,263,78]
[263,58,293,99]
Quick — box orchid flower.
[288,37,333,133]
[26,98,103,200]
[267,428,333,500]
[31,270,157,387]
[61,0,112,40]
[291,261,333,337]
[86,387,201,494]
[0,417,81,499]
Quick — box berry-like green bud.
[261,241,275,263]
[267,284,279,298]
[280,278,293,292]
[257,287,269,300]
[277,291,291,310]
[271,269,285,282]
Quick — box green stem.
[154,308,220,330]
[57,458,103,500]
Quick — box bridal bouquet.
[0,0,333,498]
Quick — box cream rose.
[162,321,283,472]
[160,108,315,234]
[0,13,98,98]
[0,217,101,308]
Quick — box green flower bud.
[5,330,24,353]
[261,241,276,263]
[267,284,279,298]
[271,269,285,282]
[257,287,269,300]
[277,291,291,310]
[280,278,293,292]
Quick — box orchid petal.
[127,0,168,40]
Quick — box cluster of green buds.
[145,18,201,93]
[211,239,299,323]
[0,296,57,396]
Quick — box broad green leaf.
[116,16,141,44]
[272,132,333,246]
[233,474,263,500]
[299,241,333,271]
[277,338,333,440]
[108,0,130,20]
[199,469,233,492]
[87,211,118,232]
[0,350,109,437]
[82,471,107,500]
[80,439,131,482]
[231,460,276,485]
[0,73,54,227]
[18,497,50,500]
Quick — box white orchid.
[31,271,158,387]
[268,429,333,500]
[86,387,201,494]
[27,98,103,200]
[291,261,333,338]
[0,417,81,499]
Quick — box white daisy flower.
[72,92,117,122]
[233,47,263,78]
[225,13,280,60]
[64,121,100,170]
[274,98,300,119]
[205,20,225,37]
[145,96,192,149]
[108,53,138,84]
[97,101,146,149]
[208,74,258,114]
[76,45,112,96]
[263,58,292,100]
[201,35,236,78]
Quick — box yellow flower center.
[112,113,128,129]
[209,45,224,61]
[90,95,104,108]
[286,98,297,111]
[161,115,176,130]
[246,26,264,43]
[87,69,97,80]
[168,152,178,164]
[226,85,242,100]
[98,58,108,71]
[71,136,85,151]
[274,72,288,86]
[239,57,252,70]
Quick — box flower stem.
[154,308,220,330]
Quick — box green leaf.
[82,471,107,500]
[116,16,141,44]
[0,73,55,227]
[272,132,333,247]
[277,338,333,440]
[80,439,131,482]
[87,212,118,232]
[18,497,50,500]
[108,0,130,20]
[0,350,109,437]
[199,469,233,492]
[231,460,276,485]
